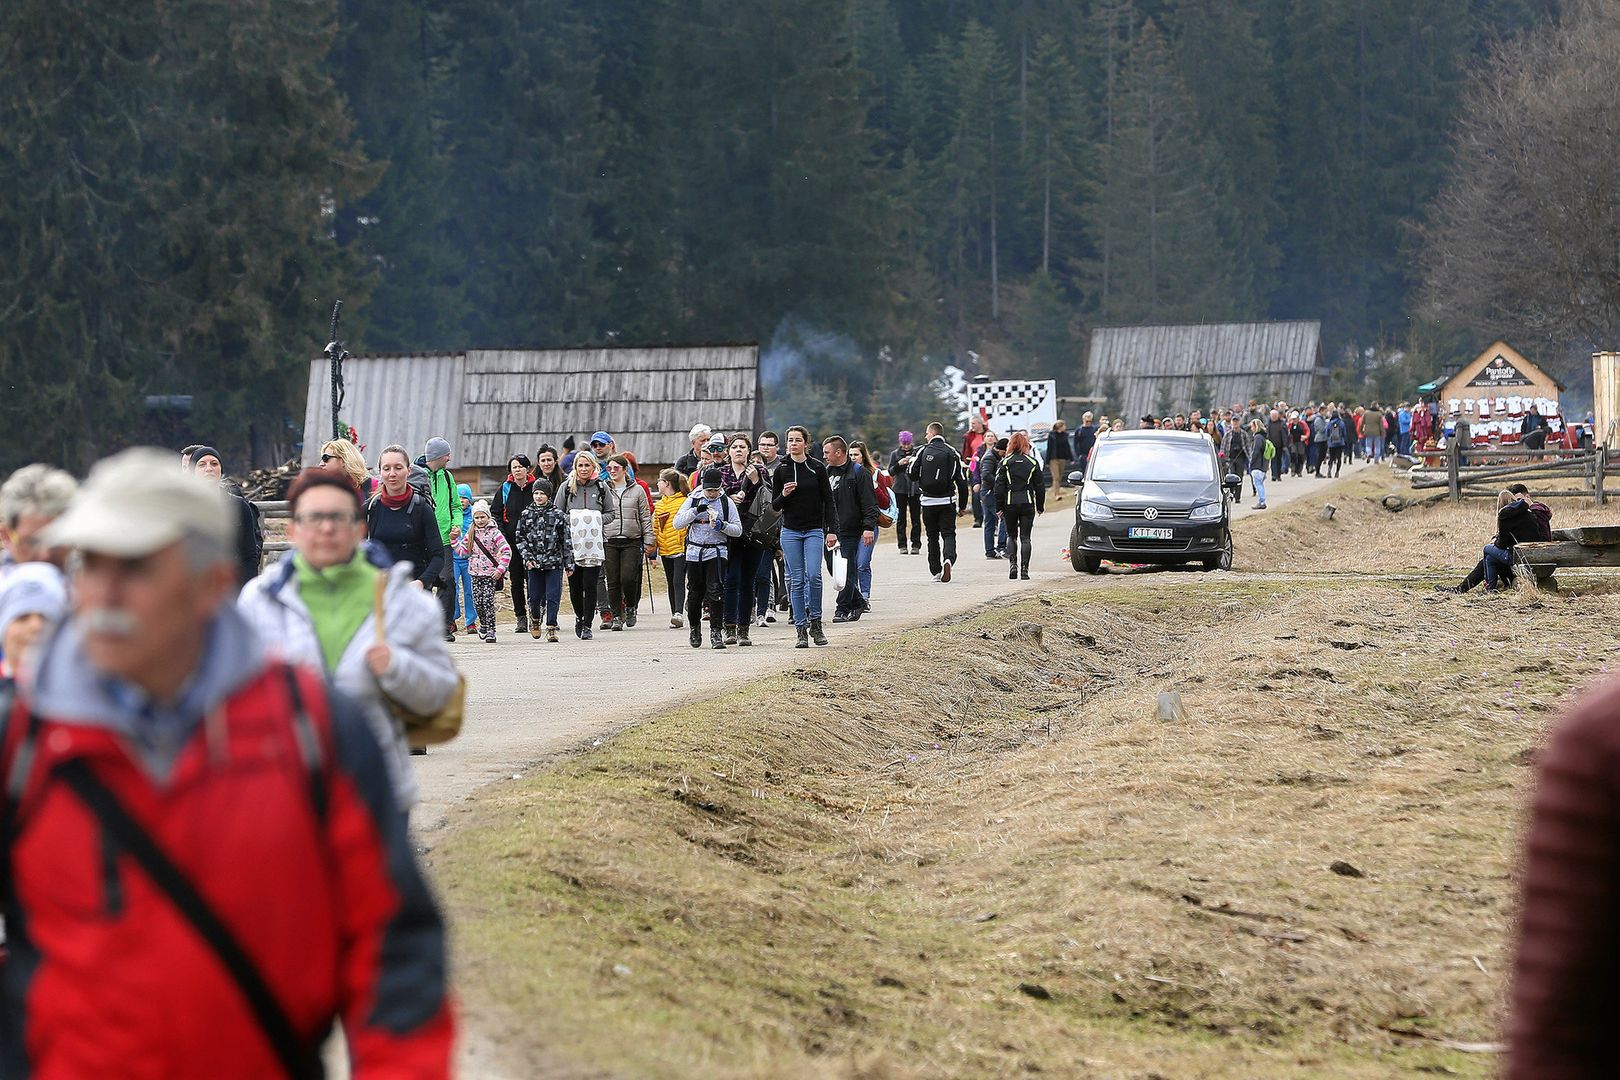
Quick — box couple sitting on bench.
[1437,484,1553,594]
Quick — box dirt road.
[346,459,1367,1079]
[413,461,1370,834]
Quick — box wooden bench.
[1514,526,1620,588]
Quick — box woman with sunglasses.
[600,454,654,631]
[240,467,458,812]
[319,437,376,501]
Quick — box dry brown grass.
[1234,468,1620,577]
[435,567,1620,1078]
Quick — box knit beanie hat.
[533,478,553,498]
[424,436,452,461]
[471,499,491,518]
[190,446,222,471]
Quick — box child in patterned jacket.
[514,479,573,643]
[454,500,512,643]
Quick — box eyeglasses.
[606,463,625,471]
[320,454,336,463]
[294,511,360,527]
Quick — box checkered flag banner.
[966,379,1058,434]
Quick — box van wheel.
[1202,530,1233,571]
[1082,556,1103,575]
[1069,525,1086,572]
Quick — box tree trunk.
[990,121,1000,319]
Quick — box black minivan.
[1067,430,1236,574]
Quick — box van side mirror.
[1067,470,1085,485]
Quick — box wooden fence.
[1408,444,1607,504]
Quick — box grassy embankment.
[436,471,1620,1078]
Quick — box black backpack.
[914,442,958,498]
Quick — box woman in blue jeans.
[849,442,886,604]
[770,425,838,648]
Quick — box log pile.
[239,460,301,502]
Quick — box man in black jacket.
[908,422,970,582]
[1074,412,1098,471]
[1437,484,1552,593]
[824,436,878,623]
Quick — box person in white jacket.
[673,467,743,650]
[238,468,458,814]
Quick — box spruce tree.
[1085,19,1239,325]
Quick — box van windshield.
[1090,440,1216,483]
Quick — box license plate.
[1126,527,1174,540]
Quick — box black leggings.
[1327,446,1344,476]
[568,565,600,622]
[1003,506,1036,570]
[661,554,686,614]
[603,541,643,616]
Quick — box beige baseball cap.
[43,447,235,558]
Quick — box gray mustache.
[81,609,139,638]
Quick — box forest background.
[6,0,1612,473]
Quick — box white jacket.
[237,555,458,810]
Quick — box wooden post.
[1447,438,1461,502]
[1598,445,1608,507]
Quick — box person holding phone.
[673,468,743,649]
[770,426,837,648]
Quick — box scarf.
[378,486,413,510]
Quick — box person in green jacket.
[423,436,459,639]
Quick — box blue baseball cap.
[590,431,613,446]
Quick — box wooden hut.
[1085,321,1326,421]
[302,344,761,491]
[1433,341,1561,407]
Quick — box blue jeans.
[453,556,476,628]
[723,543,763,626]
[781,527,824,627]
[1483,543,1515,589]
[981,491,1007,554]
[1250,468,1267,505]
[857,529,877,599]
[526,567,563,626]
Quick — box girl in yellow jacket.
[653,469,692,627]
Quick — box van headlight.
[1189,502,1222,521]
[1080,499,1115,520]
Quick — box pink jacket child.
[456,501,513,643]
[455,502,512,578]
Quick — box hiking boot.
[574,618,584,639]
[846,609,861,622]
[985,551,999,560]
[689,625,703,648]
[625,611,637,628]
[711,626,727,650]
[810,619,828,646]
[796,625,810,649]
[1020,569,1031,580]
[530,625,543,640]
[940,560,952,583]
[581,627,594,640]
[1009,566,1018,580]
[832,611,850,623]
[515,619,528,634]
[547,625,559,643]
[610,616,625,631]
[724,623,738,645]
[1255,502,1267,510]
[738,622,753,646]
[600,613,613,630]
[672,613,684,628]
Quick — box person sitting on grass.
[1436,484,1552,594]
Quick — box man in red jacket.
[0,448,453,1078]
